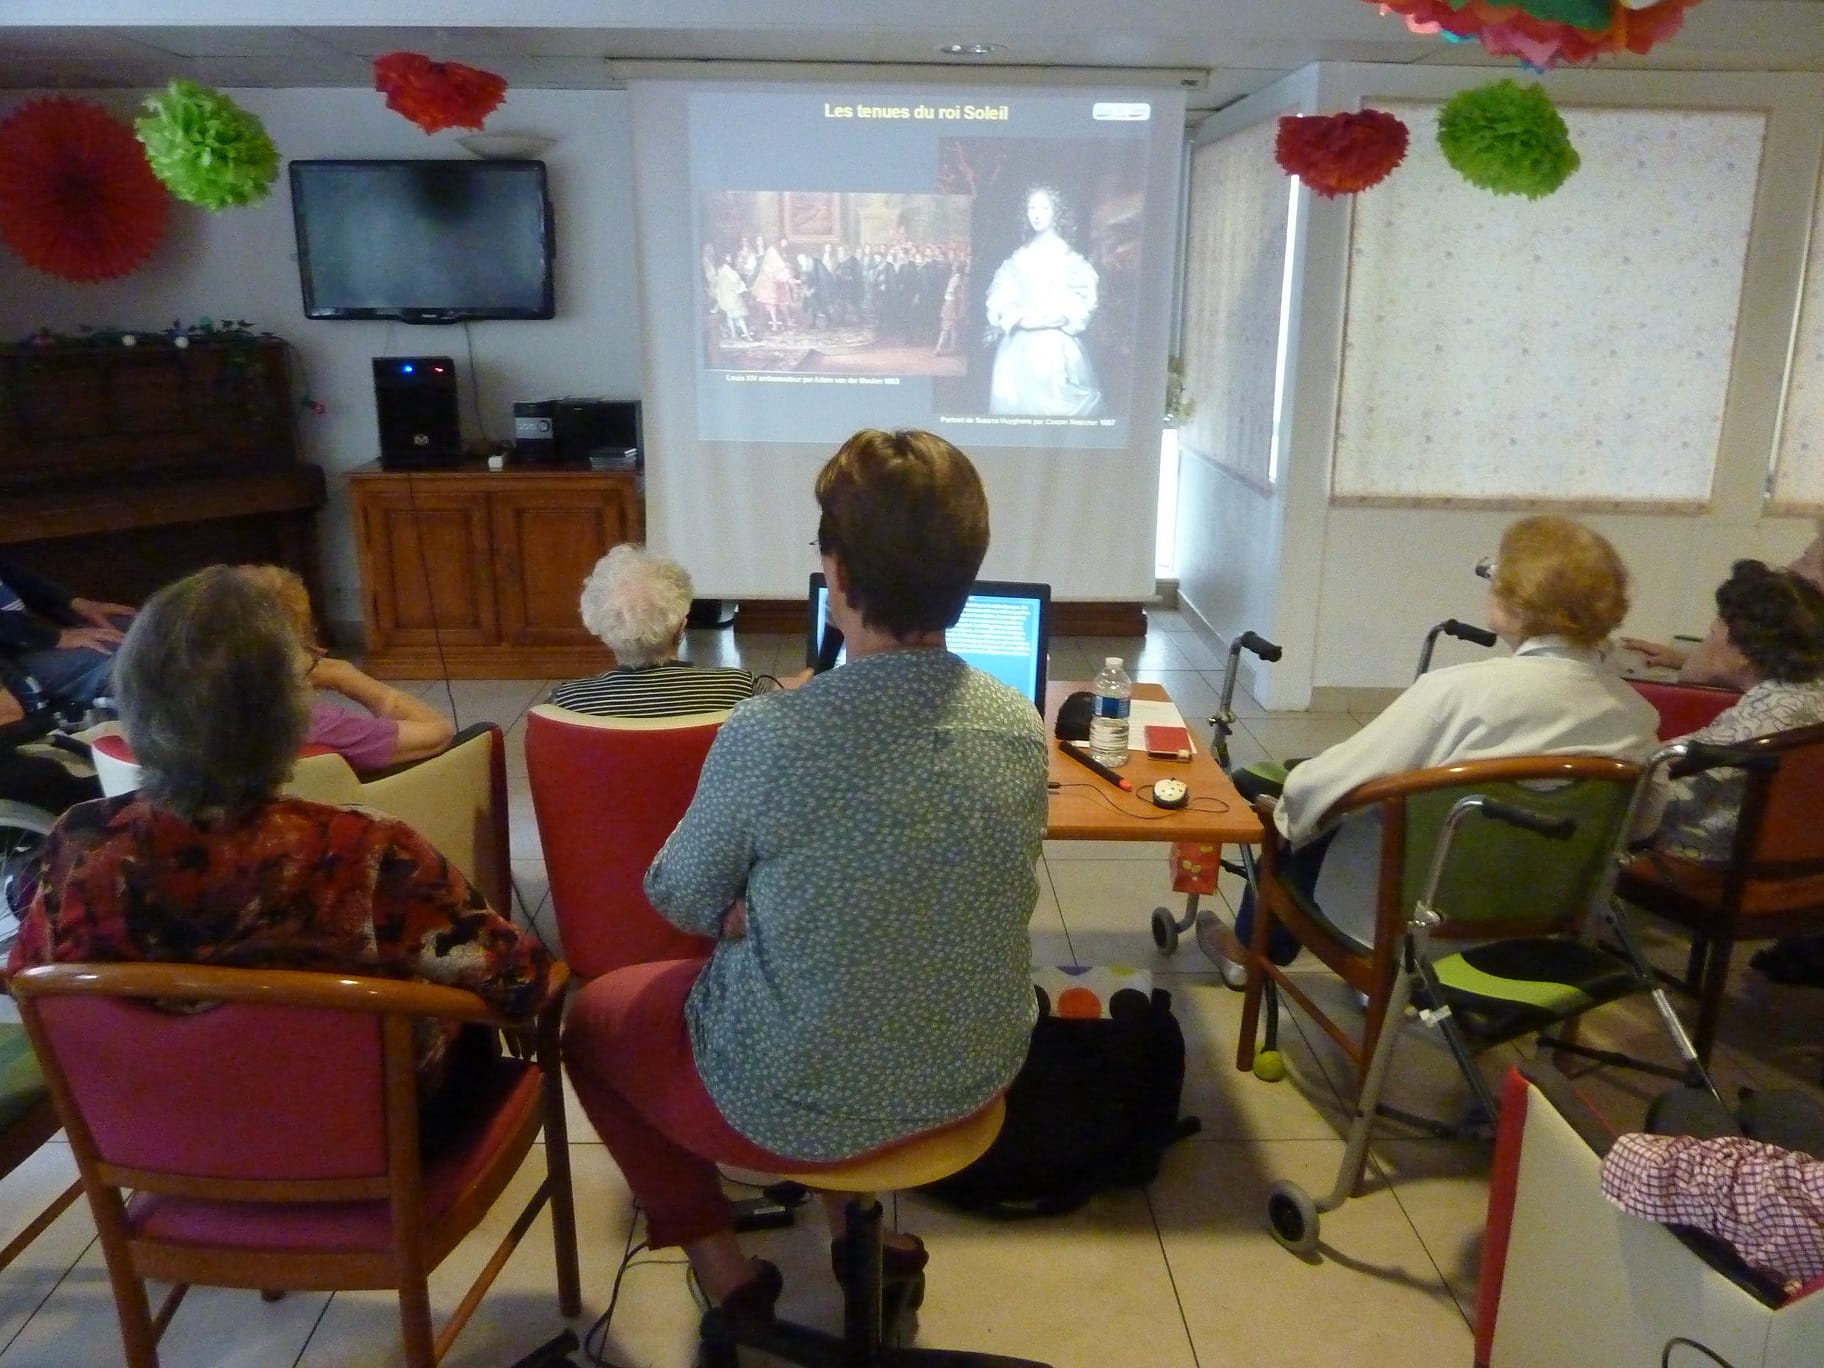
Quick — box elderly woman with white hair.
[548,545,777,717]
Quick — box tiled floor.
[2,606,1820,1366]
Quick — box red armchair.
[10,960,579,1368]
[524,704,722,979]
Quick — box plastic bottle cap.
[1105,656,1121,666]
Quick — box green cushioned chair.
[1240,755,1705,1145]
[1244,757,1715,1258]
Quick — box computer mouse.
[1152,778,1189,809]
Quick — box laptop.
[805,573,1051,710]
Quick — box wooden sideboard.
[348,461,641,678]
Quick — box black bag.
[922,984,1200,1217]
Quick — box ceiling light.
[939,43,1006,57]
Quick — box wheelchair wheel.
[0,800,54,950]
[1151,906,1180,955]
[1265,1178,1320,1256]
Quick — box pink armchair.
[10,960,579,1368]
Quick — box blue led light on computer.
[400,362,415,374]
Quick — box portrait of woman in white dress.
[982,185,1102,417]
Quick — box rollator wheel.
[1151,906,1179,955]
[1265,1179,1320,1256]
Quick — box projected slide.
[689,88,1163,450]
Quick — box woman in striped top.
[548,544,776,716]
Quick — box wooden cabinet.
[348,462,640,677]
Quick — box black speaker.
[373,356,460,468]
[553,398,643,466]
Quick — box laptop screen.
[805,574,1050,710]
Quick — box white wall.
[1178,64,1824,709]
[0,86,640,630]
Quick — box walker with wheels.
[1148,630,1281,956]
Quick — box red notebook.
[1143,724,1192,759]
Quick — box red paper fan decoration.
[1276,109,1411,197]
[373,52,508,134]
[0,97,169,283]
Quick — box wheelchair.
[0,665,103,946]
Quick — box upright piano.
[0,335,325,607]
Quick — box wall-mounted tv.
[290,159,555,323]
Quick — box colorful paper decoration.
[1437,80,1580,198]
[1275,109,1412,197]
[136,80,279,211]
[0,97,170,283]
[1370,0,1704,68]
[373,52,508,134]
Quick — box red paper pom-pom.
[0,97,169,283]
[373,52,508,134]
[1276,109,1411,197]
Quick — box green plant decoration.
[135,80,279,211]
[1436,79,1580,199]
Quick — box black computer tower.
[373,356,461,467]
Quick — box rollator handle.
[1669,742,1780,779]
[1234,631,1282,662]
[1437,619,1497,647]
[1476,799,1576,840]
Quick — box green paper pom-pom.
[1436,79,1579,200]
[135,79,280,212]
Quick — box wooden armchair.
[10,960,579,1368]
[1614,721,1824,1062]
[1236,755,1643,1091]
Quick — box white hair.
[578,544,693,665]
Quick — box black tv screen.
[290,159,555,322]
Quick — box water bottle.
[1088,656,1132,768]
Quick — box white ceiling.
[5,1,1824,111]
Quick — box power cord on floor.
[579,1203,689,1368]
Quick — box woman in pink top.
[234,565,452,772]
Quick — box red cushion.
[125,1057,540,1252]
[1627,679,1739,742]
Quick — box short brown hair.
[815,429,989,636]
[1716,559,1824,683]
[1490,515,1630,648]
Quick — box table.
[1044,682,1263,846]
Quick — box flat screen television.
[289,159,555,323]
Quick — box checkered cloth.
[1601,1132,1824,1292]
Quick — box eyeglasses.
[1474,556,1496,581]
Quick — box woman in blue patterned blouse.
[562,429,1049,1336]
